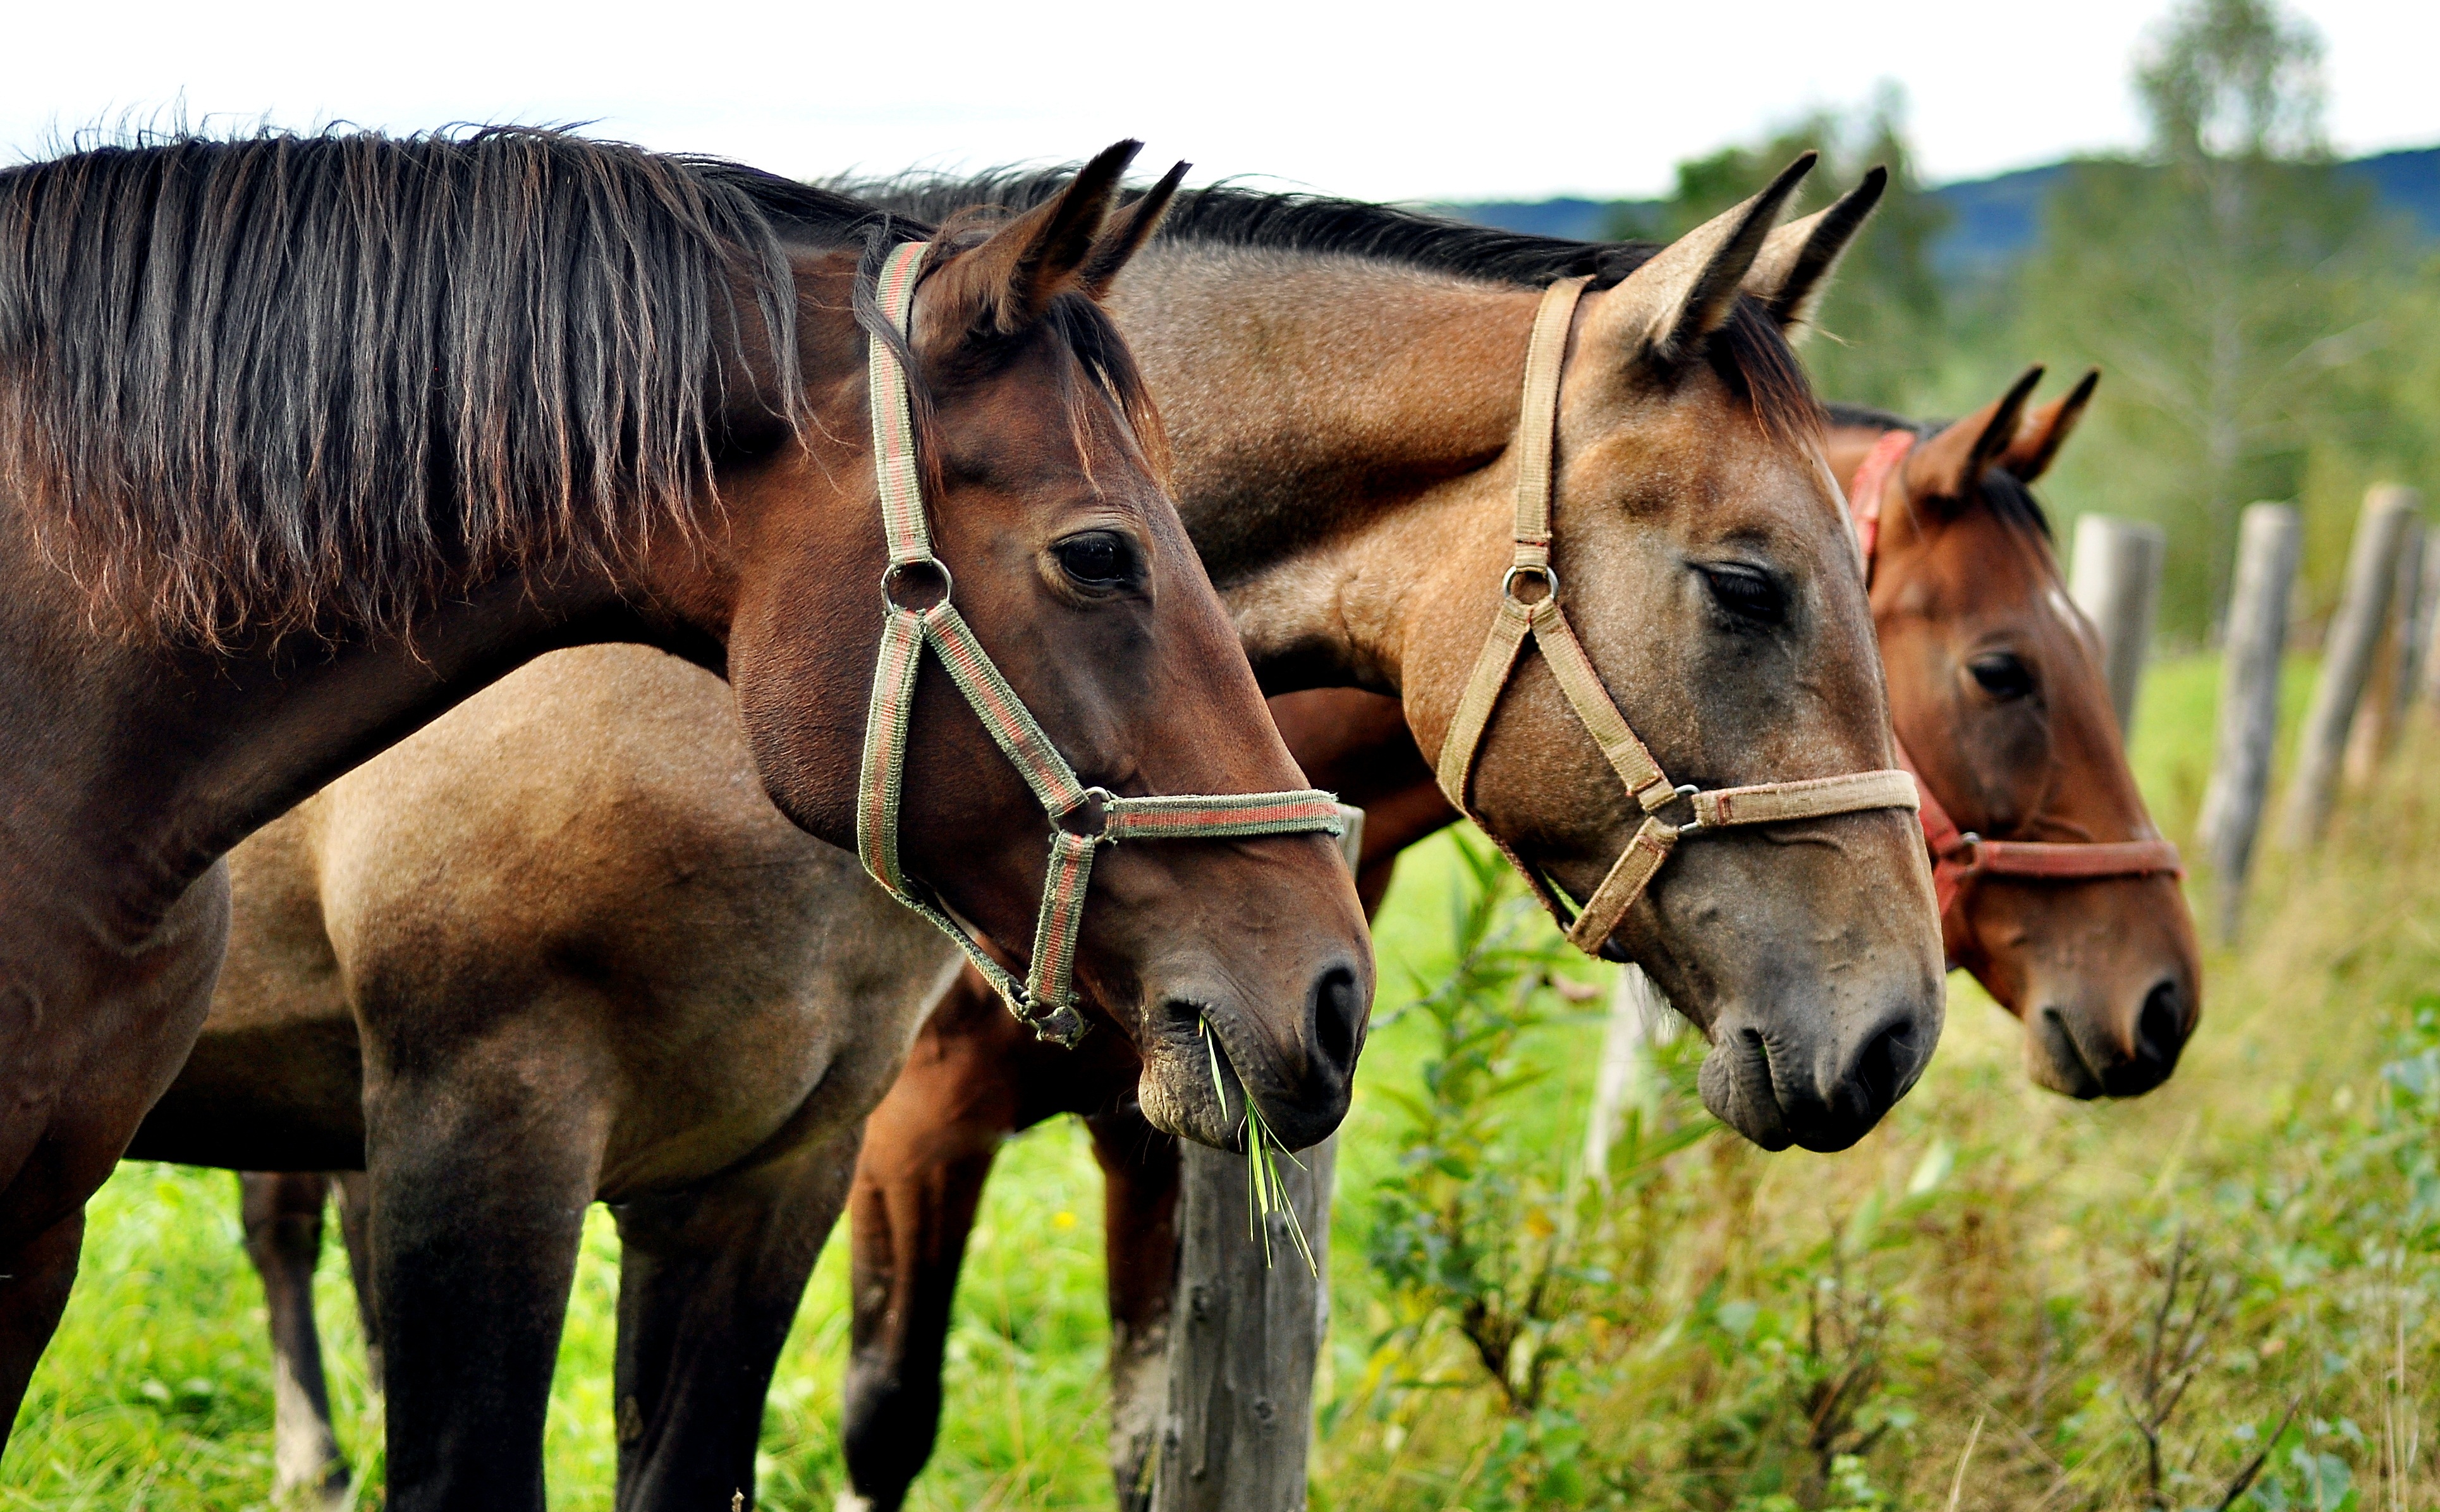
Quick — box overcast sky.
[2,0,2431,204]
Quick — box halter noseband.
[1434,276,1921,957]
[855,241,1348,1047]
[1847,427,2185,950]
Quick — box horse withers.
[0,130,1370,1504]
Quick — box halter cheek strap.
[1846,427,2185,953]
[855,241,1348,1047]
[1433,276,1920,957]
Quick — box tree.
[2015,0,2402,631]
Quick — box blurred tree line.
[1610,0,2440,638]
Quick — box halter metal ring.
[1667,783,1705,836]
[1501,563,1559,604]
[881,557,955,612]
[1056,785,1118,841]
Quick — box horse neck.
[0,518,662,947]
[1109,248,1540,693]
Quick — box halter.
[1434,275,1921,957]
[1846,427,2185,947]
[855,241,1348,1047]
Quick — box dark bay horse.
[0,130,1374,1497]
[193,161,1946,1508]
[833,371,2201,1512]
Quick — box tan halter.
[1434,275,1920,956]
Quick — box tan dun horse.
[827,365,2200,1510]
[187,157,1951,1509]
[1,131,1374,1510]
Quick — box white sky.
[1,0,2431,204]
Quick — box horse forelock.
[0,127,909,648]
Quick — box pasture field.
[9,652,2440,1511]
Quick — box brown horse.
[197,161,1945,1509]
[0,130,1374,1502]
[833,370,2201,1511]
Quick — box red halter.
[1848,429,2185,946]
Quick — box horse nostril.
[2136,979,2187,1067]
[1308,963,1363,1080]
[1851,1019,1913,1113]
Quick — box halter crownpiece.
[855,240,1348,1047]
[1845,426,2184,952]
[1435,275,1920,957]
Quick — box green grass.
[16,650,2440,1509]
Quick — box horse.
[188,158,1946,1509]
[827,369,2202,1511]
[0,128,1375,1501]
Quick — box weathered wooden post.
[1150,812,1361,1512]
[2196,504,2300,942]
[2280,485,2422,848]
[2345,515,2427,784]
[2069,514,2167,743]
[1579,965,1680,1190]
[2419,546,2440,710]
[2419,545,2440,710]
[1152,1140,1335,1512]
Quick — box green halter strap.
[854,240,1348,1048]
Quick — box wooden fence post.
[1579,965,1681,1190]
[2196,504,2300,943]
[2069,515,2168,742]
[1151,1140,1334,1512]
[1149,812,1361,1512]
[2280,486,2422,848]
[2345,516,2427,784]
[2419,542,2440,709]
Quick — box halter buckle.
[1952,832,1983,869]
[1501,563,1559,606]
[1056,786,1118,841]
[881,557,955,613]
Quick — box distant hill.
[1445,145,2440,279]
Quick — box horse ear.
[1903,365,2044,504]
[1080,160,1187,299]
[922,139,1138,345]
[1582,152,1816,369]
[1742,167,1886,342]
[2000,368,2099,482]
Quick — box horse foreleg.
[605,1126,859,1512]
[839,1114,1003,1512]
[0,868,228,1456]
[239,1171,353,1509]
[1087,1108,1182,1512]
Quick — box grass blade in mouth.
[1204,1018,1316,1275]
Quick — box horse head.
[723,144,1372,1150]
[1832,370,2202,1097]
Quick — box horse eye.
[1054,532,1133,588]
[1968,652,2036,701]
[1699,564,1786,626]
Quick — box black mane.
[1824,402,2054,540]
[846,168,1822,447]
[0,126,925,643]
